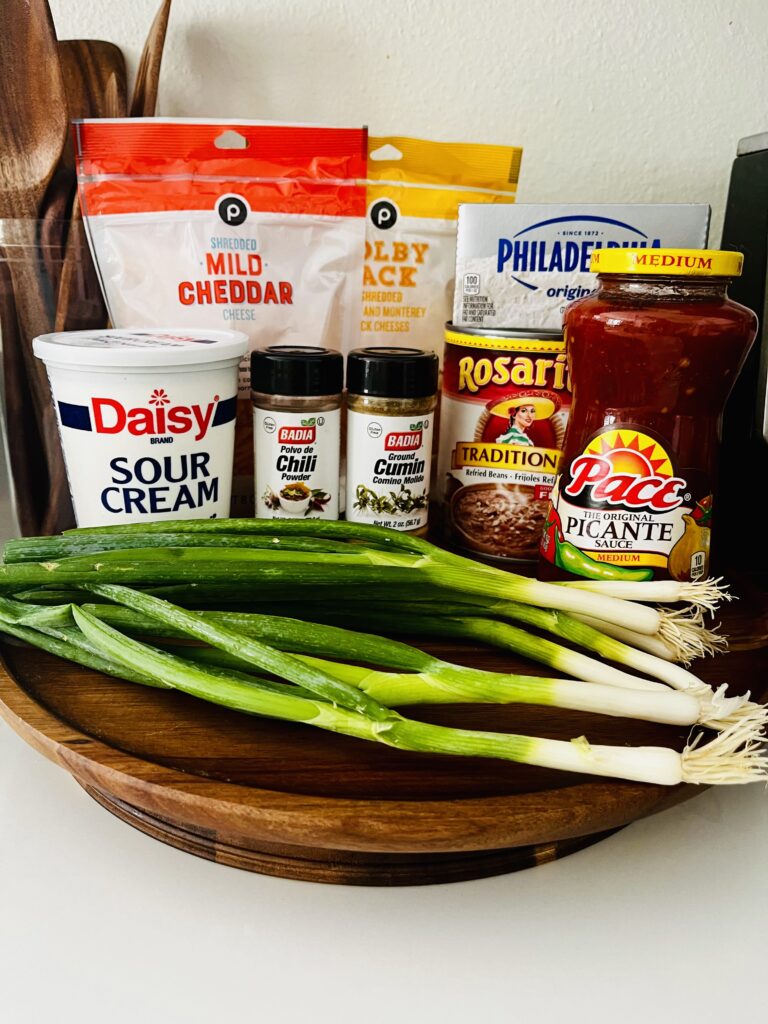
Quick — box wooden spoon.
[130,0,172,117]
[0,261,48,535]
[55,41,128,334]
[39,164,74,300]
[58,40,128,131]
[37,41,126,322]
[0,0,72,534]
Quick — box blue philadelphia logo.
[496,215,662,292]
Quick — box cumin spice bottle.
[345,346,439,533]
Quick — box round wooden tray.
[1,590,766,886]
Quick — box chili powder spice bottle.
[539,249,757,583]
[252,345,343,519]
[346,346,439,533]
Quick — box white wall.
[48,0,768,244]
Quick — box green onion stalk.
[313,587,728,665]
[5,528,725,663]
[0,522,740,715]
[87,583,719,665]
[1,554,749,728]
[0,548,667,636]
[269,653,709,726]
[0,595,159,686]
[29,516,731,628]
[569,609,728,664]
[153,585,724,666]
[26,597,755,733]
[0,532,357,562]
[15,590,639,729]
[31,599,705,729]
[552,577,730,613]
[172,642,711,727]
[277,596,733,698]
[120,592,750,731]
[10,582,723,665]
[3,593,764,786]
[64,600,683,696]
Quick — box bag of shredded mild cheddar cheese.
[362,136,522,353]
[74,119,368,512]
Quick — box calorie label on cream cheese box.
[254,408,340,519]
[346,410,434,530]
[453,204,710,331]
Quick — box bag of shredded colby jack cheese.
[74,119,368,512]
[362,137,522,352]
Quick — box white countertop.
[1,718,766,1023]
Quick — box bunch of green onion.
[0,518,765,787]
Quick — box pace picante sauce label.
[437,328,571,561]
[540,424,713,581]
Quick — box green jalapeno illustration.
[554,538,654,582]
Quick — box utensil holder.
[0,219,108,535]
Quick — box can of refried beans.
[437,324,571,562]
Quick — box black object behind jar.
[720,133,768,569]
[346,346,438,399]
[251,346,343,397]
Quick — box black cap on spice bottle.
[251,346,343,397]
[346,347,438,399]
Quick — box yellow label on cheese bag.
[361,137,522,352]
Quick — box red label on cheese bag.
[74,119,368,514]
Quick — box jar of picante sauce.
[539,249,758,583]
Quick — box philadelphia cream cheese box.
[452,204,710,330]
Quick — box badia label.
[540,425,713,581]
[254,408,340,519]
[346,411,433,530]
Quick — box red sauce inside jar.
[539,250,757,582]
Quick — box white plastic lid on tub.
[33,328,249,367]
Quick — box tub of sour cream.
[33,328,248,527]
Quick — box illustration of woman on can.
[491,393,558,446]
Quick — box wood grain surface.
[130,0,172,118]
[0,0,72,534]
[1,589,766,885]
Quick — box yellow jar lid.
[589,248,744,277]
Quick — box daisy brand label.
[540,424,713,581]
[53,381,238,524]
[254,407,340,519]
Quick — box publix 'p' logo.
[370,199,398,230]
[216,193,250,226]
